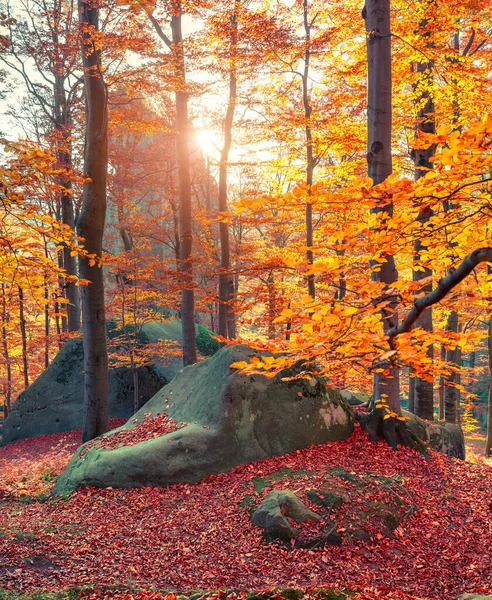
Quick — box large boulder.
[1,338,167,445]
[403,410,465,459]
[2,320,219,446]
[54,345,354,494]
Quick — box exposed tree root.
[356,407,429,456]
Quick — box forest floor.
[463,427,492,468]
[0,420,491,600]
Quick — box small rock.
[251,490,320,540]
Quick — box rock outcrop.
[54,345,354,494]
[1,338,166,445]
[2,321,218,445]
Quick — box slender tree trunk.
[44,275,50,369]
[132,364,140,413]
[17,286,29,389]
[42,238,50,368]
[1,284,12,418]
[439,341,445,419]
[335,246,347,302]
[456,345,462,427]
[486,318,492,456]
[52,23,80,332]
[485,266,492,456]
[408,373,415,413]
[441,29,464,425]
[57,247,68,333]
[266,272,276,340]
[444,310,459,424]
[218,0,238,339]
[303,0,315,299]
[78,0,109,442]
[364,0,399,414]
[412,2,435,420]
[172,4,197,366]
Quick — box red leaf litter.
[79,413,187,457]
[0,421,492,600]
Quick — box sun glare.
[195,128,222,157]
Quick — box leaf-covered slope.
[1,424,492,599]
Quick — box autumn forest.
[0,0,492,598]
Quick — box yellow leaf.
[231,361,249,369]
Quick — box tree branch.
[144,9,172,49]
[387,247,492,342]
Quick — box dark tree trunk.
[408,372,415,413]
[218,0,238,339]
[44,275,50,369]
[1,284,12,418]
[485,266,492,456]
[364,0,400,416]
[486,316,492,457]
[438,341,445,420]
[444,310,459,424]
[78,0,109,443]
[267,272,276,340]
[412,4,435,420]
[303,0,315,299]
[52,23,80,332]
[172,4,197,366]
[18,286,29,389]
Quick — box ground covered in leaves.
[0,420,491,600]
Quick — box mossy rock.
[403,410,465,459]
[1,339,167,445]
[54,345,354,494]
[250,470,415,547]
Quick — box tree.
[409,0,435,421]
[146,0,197,366]
[363,0,401,431]
[78,0,109,442]
[485,265,492,457]
[0,0,82,332]
[217,0,239,340]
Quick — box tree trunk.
[364,0,399,415]
[444,310,459,424]
[78,0,109,443]
[266,272,276,340]
[438,341,445,420]
[303,0,315,299]
[52,23,80,333]
[172,3,197,366]
[18,286,29,390]
[1,284,12,418]
[408,372,415,413]
[485,267,492,456]
[218,0,238,339]
[44,274,50,369]
[412,4,435,421]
